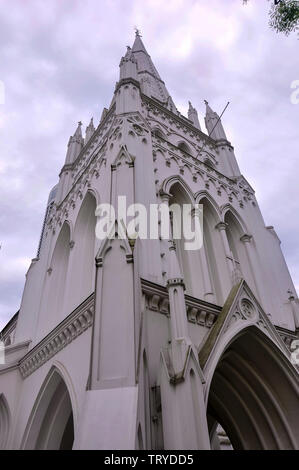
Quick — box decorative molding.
[153,138,253,206]
[167,278,185,289]
[185,292,221,328]
[215,222,227,231]
[276,326,299,351]
[141,278,221,328]
[240,234,253,243]
[19,294,94,378]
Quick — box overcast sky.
[0,0,298,331]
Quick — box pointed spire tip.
[134,27,142,37]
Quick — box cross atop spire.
[134,26,142,37]
[132,31,148,55]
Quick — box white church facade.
[0,32,298,450]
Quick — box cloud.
[0,0,298,330]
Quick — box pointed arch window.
[152,128,166,140]
[67,192,97,312]
[178,141,192,156]
[23,369,74,450]
[204,158,215,168]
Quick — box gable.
[198,279,291,370]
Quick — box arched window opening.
[204,158,215,168]
[152,128,166,140]
[41,222,71,333]
[23,369,74,450]
[178,141,192,156]
[200,198,223,304]
[224,211,254,291]
[67,192,97,312]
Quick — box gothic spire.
[188,101,201,130]
[85,117,95,143]
[65,121,84,164]
[119,45,138,81]
[74,120,83,139]
[204,100,227,141]
[131,29,148,55]
[131,30,174,106]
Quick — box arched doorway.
[23,368,75,450]
[206,327,299,450]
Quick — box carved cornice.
[141,278,221,328]
[276,325,299,351]
[185,293,222,328]
[115,77,141,94]
[19,294,94,378]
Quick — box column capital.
[159,189,172,203]
[240,233,253,243]
[215,221,228,231]
[167,278,186,290]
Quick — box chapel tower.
[0,32,298,450]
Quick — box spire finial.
[204,100,209,106]
[188,100,195,112]
[134,26,142,37]
[78,121,82,126]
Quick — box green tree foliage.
[243,0,299,35]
